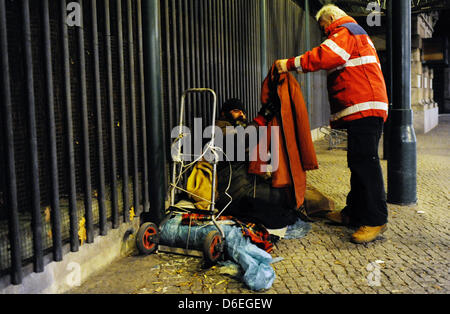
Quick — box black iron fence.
[0,0,329,286]
[0,0,148,285]
[159,0,329,191]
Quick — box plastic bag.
[159,215,276,291]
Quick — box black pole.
[383,0,393,161]
[0,0,23,284]
[22,0,44,272]
[127,0,140,217]
[117,0,130,222]
[61,0,79,252]
[105,0,119,227]
[78,0,94,242]
[142,0,167,225]
[42,0,63,261]
[91,0,107,236]
[137,0,150,212]
[387,0,417,205]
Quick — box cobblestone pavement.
[68,115,450,294]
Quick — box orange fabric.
[249,65,318,209]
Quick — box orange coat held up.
[249,65,318,209]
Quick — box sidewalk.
[67,115,450,294]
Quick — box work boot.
[351,225,387,244]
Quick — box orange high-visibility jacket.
[287,16,389,128]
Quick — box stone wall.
[411,13,440,133]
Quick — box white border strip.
[330,101,388,121]
[323,39,351,62]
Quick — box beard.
[224,112,248,128]
[234,116,249,128]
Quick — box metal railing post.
[142,0,167,225]
[387,0,417,205]
[42,0,63,260]
[0,0,23,284]
[22,0,44,272]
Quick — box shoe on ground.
[351,224,387,244]
[325,210,350,225]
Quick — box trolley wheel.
[136,222,159,255]
[203,230,223,265]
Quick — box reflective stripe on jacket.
[287,16,388,128]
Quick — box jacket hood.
[325,16,358,36]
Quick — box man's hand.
[275,59,289,74]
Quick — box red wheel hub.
[143,227,157,250]
[210,236,221,259]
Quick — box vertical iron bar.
[180,1,190,128]
[190,0,199,119]
[117,0,130,222]
[230,1,237,99]
[224,2,231,99]
[234,0,241,101]
[127,0,140,216]
[244,1,250,112]
[185,0,194,92]
[201,0,210,121]
[208,0,216,110]
[193,0,201,118]
[136,0,149,212]
[242,1,248,110]
[22,0,44,272]
[215,1,222,110]
[218,1,225,106]
[170,0,181,127]
[61,0,78,251]
[0,0,23,284]
[176,0,186,124]
[250,0,256,118]
[383,0,393,160]
[78,0,94,242]
[163,0,174,131]
[42,0,63,261]
[142,0,167,225]
[260,0,267,81]
[105,0,119,227]
[182,0,191,98]
[254,0,260,116]
[91,0,107,235]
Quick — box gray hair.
[315,4,348,22]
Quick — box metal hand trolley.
[135,88,226,266]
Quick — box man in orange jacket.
[275,4,388,244]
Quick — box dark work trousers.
[341,117,388,227]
